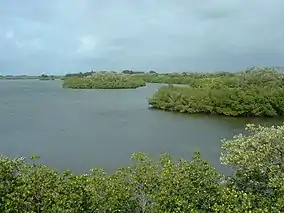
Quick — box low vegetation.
[149,67,284,117]
[63,73,146,89]
[1,123,284,212]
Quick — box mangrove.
[149,67,284,117]
[0,123,284,212]
[63,73,146,89]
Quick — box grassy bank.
[0,123,283,212]
[149,67,284,117]
[63,73,146,89]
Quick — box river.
[0,80,283,174]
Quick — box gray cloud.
[0,0,284,74]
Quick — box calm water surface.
[0,80,283,173]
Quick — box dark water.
[0,80,283,174]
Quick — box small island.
[149,67,284,117]
[62,72,146,89]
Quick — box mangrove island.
[63,72,146,89]
[149,67,284,117]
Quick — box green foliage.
[0,153,222,212]
[63,73,146,89]
[149,85,284,117]
[221,124,284,212]
[1,123,284,211]
[149,67,284,117]
[152,152,222,212]
[213,187,275,213]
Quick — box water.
[0,80,283,174]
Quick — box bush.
[1,123,284,212]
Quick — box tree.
[122,70,134,74]
[40,74,48,78]
[220,123,284,211]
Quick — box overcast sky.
[1,0,284,75]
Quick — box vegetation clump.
[0,123,284,212]
[39,74,55,80]
[63,73,146,89]
[149,67,284,117]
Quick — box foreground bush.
[63,73,146,89]
[1,123,284,212]
[220,123,284,212]
[149,67,284,117]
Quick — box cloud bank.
[0,0,284,74]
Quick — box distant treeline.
[64,70,157,78]
[65,71,97,78]
[63,70,238,85]
[0,74,61,80]
[0,75,39,80]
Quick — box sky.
[0,0,284,75]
